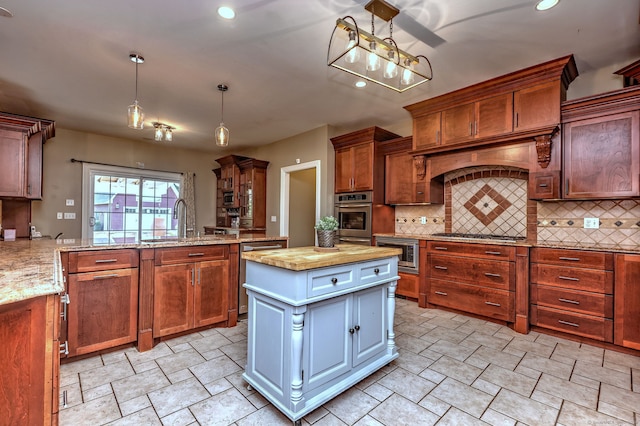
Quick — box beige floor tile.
[190,387,258,425]
[597,400,637,424]
[471,378,501,397]
[395,333,433,354]
[155,347,206,375]
[558,401,633,426]
[220,340,247,360]
[461,331,511,350]
[480,408,517,426]
[83,382,114,402]
[633,368,640,392]
[573,360,632,390]
[479,364,537,397]
[530,389,563,409]
[368,394,440,426]
[570,373,601,390]
[236,405,292,426]
[424,326,471,344]
[392,348,434,374]
[79,359,135,390]
[430,377,493,417]
[604,349,640,370]
[304,406,330,424]
[245,389,269,409]
[125,342,173,366]
[313,412,348,425]
[418,368,447,384]
[363,383,394,402]
[503,337,554,358]
[148,377,210,418]
[118,394,151,417]
[489,389,559,426]
[599,383,640,414]
[59,393,121,425]
[324,387,381,424]
[536,373,599,409]
[352,414,384,426]
[166,368,195,384]
[376,367,437,402]
[418,394,451,416]
[518,351,573,380]
[395,321,432,337]
[203,377,233,396]
[101,348,129,365]
[429,355,483,385]
[467,346,523,371]
[427,339,479,361]
[438,407,490,425]
[112,367,170,403]
[551,342,603,365]
[60,354,104,378]
[160,407,197,426]
[59,381,82,409]
[131,359,160,374]
[189,354,241,385]
[107,406,161,425]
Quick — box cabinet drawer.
[429,279,514,322]
[530,248,613,270]
[531,264,613,293]
[531,305,613,342]
[531,284,613,317]
[68,249,139,273]
[359,258,394,286]
[155,245,228,265]
[427,241,515,261]
[308,265,356,298]
[397,272,419,299]
[429,255,513,290]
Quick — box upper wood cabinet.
[0,112,55,199]
[404,55,577,154]
[331,127,400,201]
[561,86,640,199]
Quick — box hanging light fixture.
[327,0,433,92]
[215,84,229,147]
[127,53,145,129]
[152,122,174,142]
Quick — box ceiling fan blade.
[395,13,445,48]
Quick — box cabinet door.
[413,112,441,149]
[304,294,351,392]
[334,147,353,193]
[352,143,374,191]
[614,254,640,350]
[154,263,194,337]
[0,129,26,197]
[514,81,560,131]
[442,102,475,145]
[476,93,513,138]
[385,152,413,204]
[564,111,639,198]
[194,259,229,327]
[397,272,419,299]
[67,268,139,356]
[26,132,43,199]
[352,286,387,367]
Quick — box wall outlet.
[584,217,599,229]
[64,212,76,220]
[57,212,63,219]
[420,216,427,224]
[271,216,277,222]
[65,199,74,206]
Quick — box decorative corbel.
[534,127,559,169]
[413,155,426,179]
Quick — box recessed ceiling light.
[218,6,236,19]
[355,80,367,88]
[0,7,13,17]
[535,0,559,11]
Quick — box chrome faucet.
[173,198,191,238]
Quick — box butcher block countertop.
[0,234,287,307]
[241,244,402,271]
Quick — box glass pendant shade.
[384,50,398,79]
[154,126,164,141]
[401,58,415,85]
[164,128,173,142]
[344,30,360,64]
[215,123,229,147]
[366,40,381,71]
[128,100,144,129]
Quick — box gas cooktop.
[431,233,526,242]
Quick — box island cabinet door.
[67,268,138,356]
[352,286,387,367]
[153,263,194,337]
[194,259,229,328]
[304,294,352,393]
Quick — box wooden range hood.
[403,55,579,183]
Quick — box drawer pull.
[331,278,338,285]
[558,257,580,262]
[374,268,380,275]
[558,276,579,282]
[485,251,502,255]
[435,291,448,296]
[188,252,205,257]
[434,246,448,251]
[485,301,501,307]
[434,265,448,270]
[538,183,548,188]
[558,298,580,305]
[558,320,579,328]
[484,273,501,278]
[60,341,69,355]
[93,273,119,280]
[94,259,118,264]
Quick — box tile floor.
[59,299,640,425]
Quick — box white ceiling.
[0,0,638,153]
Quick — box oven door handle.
[335,204,371,208]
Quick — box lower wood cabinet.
[0,294,60,425]
[396,272,419,299]
[153,245,229,338]
[614,253,640,350]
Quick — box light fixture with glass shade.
[152,122,174,142]
[327,0,432,92]
[215,84,229,147]
[127,53,145,129]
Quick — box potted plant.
[314,215,339,248]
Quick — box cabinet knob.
[349,328,355,334]
[331,277,338,285]
[354,325,360,331]
[373,268,379,274]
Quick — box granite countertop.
[0,234,288,306]
[241,244,402,271]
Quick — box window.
[82,164,181,244]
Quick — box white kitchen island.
[242,244,401,424]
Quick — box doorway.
[280,161,321,247]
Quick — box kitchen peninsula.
[242,244,402,423]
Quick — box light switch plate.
[57,212,63,219]
[584,217,599,229]
[271,216,277,222]
[64,212,76,220]
[420,216,427,224]
[65,199,74,206]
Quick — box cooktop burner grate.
[431,232,526,241]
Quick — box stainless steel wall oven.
[334,191,373,245]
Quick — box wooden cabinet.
[331,127,400,200]
[153,245,229,338]
[441,94,513,145]
[65,249,139,357]
[0,113,55,199]
[530,248,614,342]
[397,272,419,299]
[514,81,561,132]
[413,112,441,150]
[425,241,516,322]
[614,253,640,350]
[0,294,60,424]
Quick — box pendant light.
[127,53,145,129]
[215,84,229,147]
